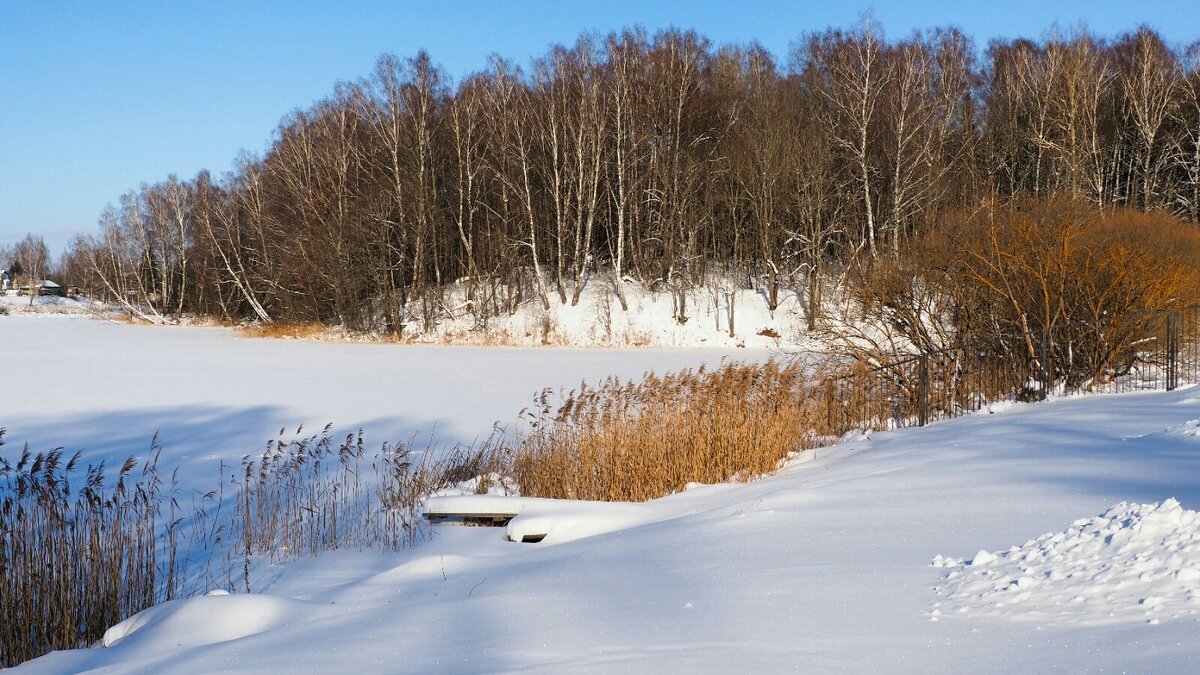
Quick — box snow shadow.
[0,405,483,496]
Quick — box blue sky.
[2,0,1197,255]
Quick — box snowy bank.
[15,381,1200,673]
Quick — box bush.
[834,197,1200,388]
[953,199,1200,386]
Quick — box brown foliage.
[507,360,831,502]
[952,199,1200,383]
[237,322,330,340]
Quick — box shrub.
[954,199,1200,386]
[832,197,1200,389]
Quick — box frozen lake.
[1,316,771,489]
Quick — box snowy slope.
[1,277,822,351]
[0,294,110,316]
[12,346,1200,674]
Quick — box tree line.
[45,22,1200,332]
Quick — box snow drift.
[933,498,1200,626]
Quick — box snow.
[0,316,762,494]
[1,277,822,351]
[933,498,1200,626]
[6,315,1200,673]
[0,293,108,316]
[100,592,314,655]
[410,279,815,350]
[426,495,661,543]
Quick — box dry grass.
[237,322,330,340]
[0,424,501,667]
[0,432,187,667]
[507,360,833,502]
[225,425,501,590]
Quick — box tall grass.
[0,425,495,667]
[0,432,187,666]
[225,426,499,590]
[508,360,830,502]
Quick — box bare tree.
[1116,27,1181,210]
[802,18,890,256]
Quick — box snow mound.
[425,494,656,543]
[505,499,655,543]
[933,499,1200,626]
[101,592,313,654]
[1149,418,1200,440]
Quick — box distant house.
[21,279,66,297]
[1,270,9,291]
[39,280,66,297]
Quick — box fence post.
[918,352,929,427]
[1167,310,1180,391]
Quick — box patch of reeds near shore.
[225,426,500,590]
[508,359,828,502]
[0,432,187,667]
[0,426,496,667]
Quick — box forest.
[12,21,1200,341]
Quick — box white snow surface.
[933,498,1200,626]
[0,293,112,316]
[7,316,1200,673]
[411,278,812,349]
[0,316,762,495]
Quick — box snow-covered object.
[101,594,314,654]
[426,495,669,543]
[934,498,1200,625]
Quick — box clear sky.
[2,0,1197,255]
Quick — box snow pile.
[1148,418,1200,441]
[425,495,659,544]
[100,592,315,656]
[933,498,1200,626]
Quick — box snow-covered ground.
[0,293,111,317]
[402,278,817,350]
[1,277,824,351]
[7,315,1200,673]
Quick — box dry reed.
[237,322,329,340]
[0,432,186,667]
[0,425,499,667]
[507,360,833,502]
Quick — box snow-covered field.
[6,315,1200,673]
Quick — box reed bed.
[508,360,832,502]
[0,432,187,667]
[236,322,329,340]
[0,425,497,667]
[225,426,501,590]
